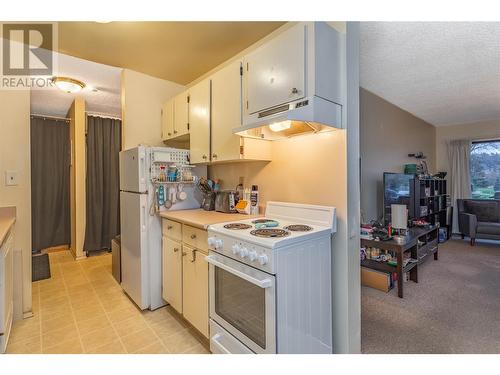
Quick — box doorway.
[30,115,71,254]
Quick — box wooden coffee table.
[361,225,439,298]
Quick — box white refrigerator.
[119,146,205,310]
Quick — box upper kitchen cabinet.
[244,24,306,115]
[238,22,343,139]
[188,79,211,164]
[174,91,190,137]
[161,98,174,141]
[162,91,190,141]
[210,60,271,163]
[211,60,242,162]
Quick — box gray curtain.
[30,116,70,252]
[447,139,472,233]
[84,115,121,252]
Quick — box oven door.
[206,252,276,354]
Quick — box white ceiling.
[30,52,122,118]
[360,22,500,126]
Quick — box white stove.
[210,216,333,246]
[206,201,336,354]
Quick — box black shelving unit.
[409,177,452,240]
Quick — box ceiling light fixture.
[52,77,86,93]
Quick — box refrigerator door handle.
[141,204,147,232]
[139,153,146,187]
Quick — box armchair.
[457,199,500,246]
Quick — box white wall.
[0,90,32,320]
[360,88,437,222]
[342,21,361,354]
[121,69,184,150]
[436,119,500,175]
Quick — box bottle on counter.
[250,185,259,215]
[236,183,244,203]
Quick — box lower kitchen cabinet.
[162,219,209,338]
[0,226,14,354]
[182,245,209,338]
[162,236,183,313]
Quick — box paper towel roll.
[391,204,408,230]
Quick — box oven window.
[215,267,266,349]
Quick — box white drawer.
[210,320,253,354]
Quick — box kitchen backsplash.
[208,130,348,214]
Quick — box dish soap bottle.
[250,185,259,215]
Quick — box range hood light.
[269,120,292,132]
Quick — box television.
[383,172,413,225]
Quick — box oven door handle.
[206,255,273,289]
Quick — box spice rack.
[150,148,196,185]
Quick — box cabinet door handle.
[173,247,179,252]
[212,153,217,158]
[182,251,187,256]
[202,155,207,160]
[190,234,197,239]
[174,130,178,134]
[167,225,173,229]
[291,87,299,94]
[190,250,197,263]
[168,132,171,136]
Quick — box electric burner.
[283,224,313,232]
[250,228,290,238]
[223,223,252,230]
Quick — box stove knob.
[258,254,269,266]
[248,250,258,261]
[208,237,217,248]
[240,247,249,258]
[215,239,224,250]
[231,244,241,255]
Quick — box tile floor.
[6,250,210,354]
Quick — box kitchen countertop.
[159,209,258,230]
[0,206,16,246]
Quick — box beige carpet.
[362,238,500,354]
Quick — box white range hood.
[233,95,342,140]
[234,22,344,141]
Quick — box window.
[470,140,500,199]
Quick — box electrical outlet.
[5,170,18,186]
